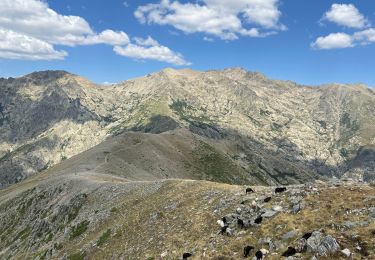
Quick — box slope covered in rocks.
[0,167,374,259]
[0,68,374,188]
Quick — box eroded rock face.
[1,68,375,188]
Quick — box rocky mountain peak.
[24,70,72,81]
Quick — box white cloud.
[311,32,354,50]
[313,4,375,50]
[82,30,130,46]
[0,0,186,65]
[323,4,370,29]
[133,36,159,46]
[353,28,375,44]
[114,36,190,65]
[0,29,67,60]
[134,0,285,40]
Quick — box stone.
[261,209,277,218]
[317,235,340,256]
[306,232,340,256]
[343,220,369,229]
[341,248,351,257]
[369,207,375,219]
[258,238,276,252]
[292,203,303,214]
[272,205,283,212]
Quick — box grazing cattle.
[220,225,233,236]
[255,250,263,259]
[264,197,272,203]
[183,252,192,259]
[275,187,287,193]
[282,247,297,257]
[246,187,255,194]
[220,225,228,235]
[217,219,225,227]
[243,245,254,257]
[302,232,312,240]
[222,216,227,224]
[254,216,263,224]
[237,218,244,228]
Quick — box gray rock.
[317,235,340,256]
[306,231,340,256]
[292,202,304,214]
[369,207,375,219]
[341,248,351,257]
[306,232,323,252]
[258,237,276,252]
[261,209,278,218]
[343,220,369,229]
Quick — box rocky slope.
[0,68,374,188]
[0,167,374,259]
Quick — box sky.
[0,0,375,86]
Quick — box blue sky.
[0,0,375,86]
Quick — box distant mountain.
[0,68,374,188]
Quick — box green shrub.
[68,251,86,260]
[70,220,90,240]
[97,229,111,246]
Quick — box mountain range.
[0,68,374,189]
[1,68,375,259]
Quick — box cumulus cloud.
[312,29,375,50]
[313,3,375,50]
[322,3,370,29]
[114,36,191,65]
[133,36,159,46]
[311,32,354,50]
[353,28,375,44]
[0,0,188,65]
[0,29,67,60]
[134,0,285,40]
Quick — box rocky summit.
[0,68,375,259]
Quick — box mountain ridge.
[0,68,374,188]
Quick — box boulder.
[306,231,340,256]
[341,248,351,257]
[261,209,278,218]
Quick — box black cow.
[246,187,255,194]
[255,250,263,260]
[222,216,227,224]
[282,247,297,257]
[237,218,244,228]
[254,216,263,224]
[264,197,272,203]
[302,232,312,240]
[183,252,192,259]
[244,245,254,257]
[275,187,287,193]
